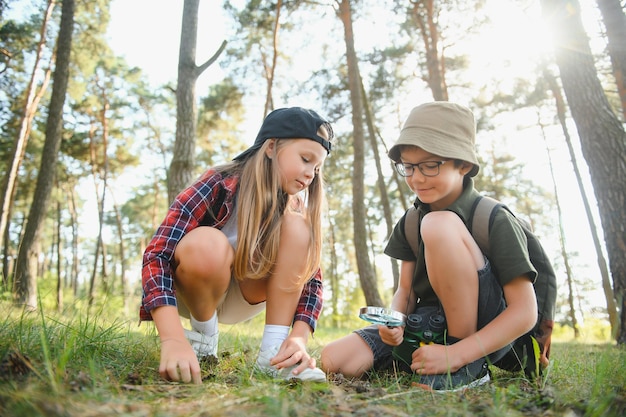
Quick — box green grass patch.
[0,301,624,417]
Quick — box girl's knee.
[280,211,311,252]
[175,227,233,276]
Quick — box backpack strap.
[404,206,420,257]
[469,195,502,257]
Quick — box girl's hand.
[378,325,404,346]
[159,337,202,384]
[269,335,316,376]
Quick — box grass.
[0,301,624,417]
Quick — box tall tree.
[541,0,626,343]
[538,117,580,337]
[336,0,383,307]
[168,0,226,202]
[263,0,282,115]
[362,83,399,291]
[0,0,55,280]
[596,0,626,119]
[407,0,448,100]
[13,0,75,309]
[541,65,618,336]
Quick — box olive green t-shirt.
[384,179,537,306]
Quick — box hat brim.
[389,127,479,177]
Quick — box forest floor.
[0,302,624,417]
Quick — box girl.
[141,107,334,384]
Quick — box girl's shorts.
[355,258,507,371]
[176,277,266,324]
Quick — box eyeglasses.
[394,160,448,177]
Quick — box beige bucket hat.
[388,102,480,177]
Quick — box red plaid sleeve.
[140,170,235,321]
[293,268,324,332]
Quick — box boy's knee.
[320,343,346,374]
[320,346,333,372]
[421,211,464,242]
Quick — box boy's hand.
[378,325,404,346]
[159,337,202,384]
[410,343,462,375]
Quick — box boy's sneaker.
[414,357,490,392]
[184,329,219,358]
[255,345,326,382]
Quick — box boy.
[321,102,538,391]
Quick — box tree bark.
[0,0,55,275]
[541,0,626,343]
[408,0,448,101]
[111,191,128,315]
[538,116,579,337]
[14,0,75,309]
[168,0,227,202]
[263,0,282,116]
[596,0,626,120]
[543,65,618,337]
[337,0,383,307]
[361,82,399,292]
[87,95,110,307]
[55,188,63,312]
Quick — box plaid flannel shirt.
[140,168,323,331]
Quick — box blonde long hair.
[218,131,329,285]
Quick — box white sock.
[260,324,290,351]
[190,313,218,336]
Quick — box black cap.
[233,107,334,162]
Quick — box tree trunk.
[66,181,79,296]
[539,117,579,337]
[409,0,448,101]
[543,65,618,337]
[361,82,399,292]
[168,0,227,202]
[111,191,128,315]
[596,0,626,120]
[263,0,282,116]
[328,216,339,327]
[14,0,75,309]
[337,0,383,307]
[55,188,63,312]
[0,0,55,271]
[88,97,110,307]
[541,0,626,343]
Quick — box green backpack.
[404,195,557,378]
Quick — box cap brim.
[232,145,260,162]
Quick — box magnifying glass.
[359,306,406,327]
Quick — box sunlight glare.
[464,1,553,86]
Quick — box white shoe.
[184,329,219,358]
[255,345,326,382]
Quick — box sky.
[107,1,228,89]
[103,0,610,321]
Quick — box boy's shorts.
[355,259,508,372]
[176,277,266,324]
